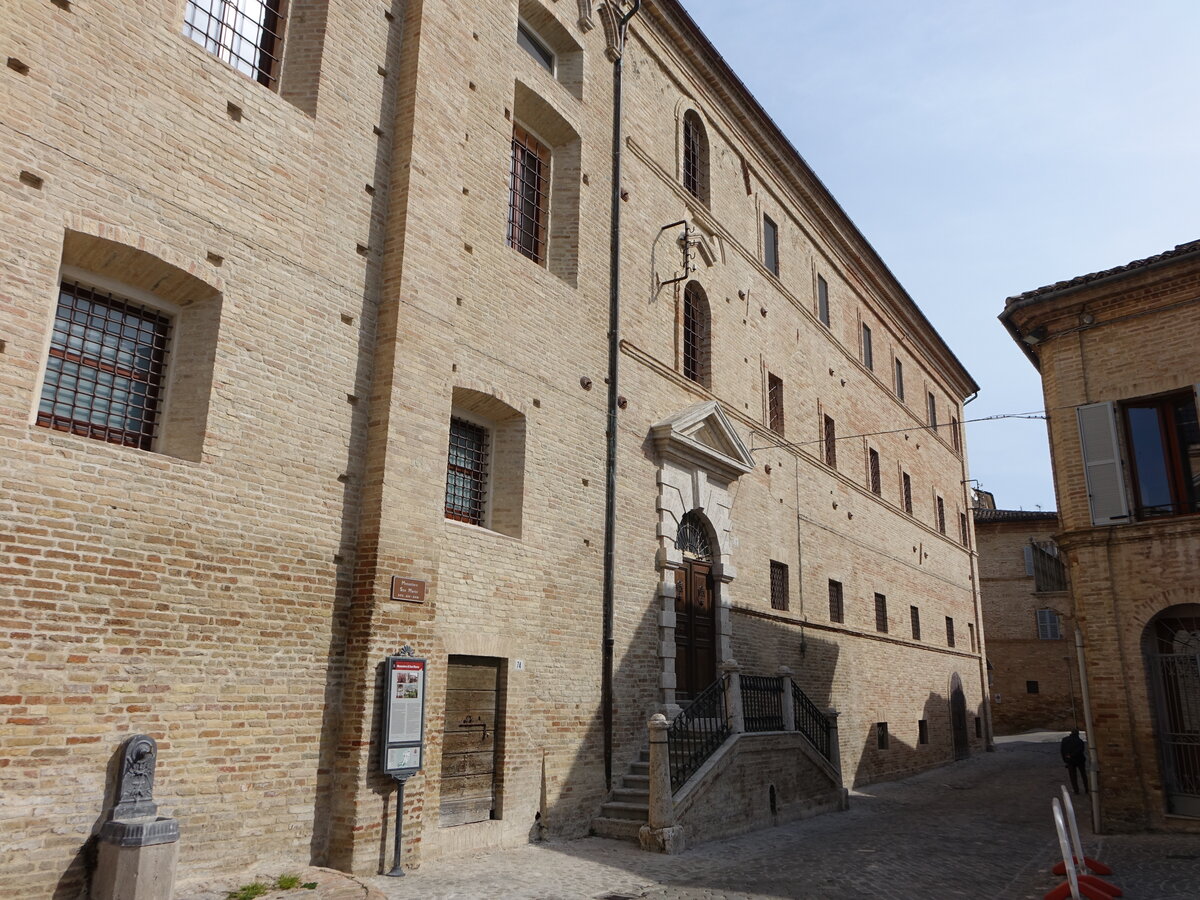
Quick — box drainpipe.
[1076,626,1102,832]
[602,0,641,792]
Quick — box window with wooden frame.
[445,417,490,526]
[936,495,946,534]
[902,471,913,515]
[184,0,286,88]
[862,323,874,370]
[817,275,830,326]
[682,281,711,387]
[770,560,789,611]
[767,372,784,435]
[945,616,955,647]
[508,124,551,265]
[1036,608,1062,640]
[37,281,171,451]
[1121,391,1200,519]
[869,448,881,495]
[874,593,888,633]
[762,214,779,276]
[910,605,921,640]
[682,110,710,205]
[823,414,836,468]
[517,20,555,73]
[828,579,844,624]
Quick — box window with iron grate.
[445,417,490,526]
[936,495,946,534]
[945,616,955,647]
[823,414,836,468]
[184,0,286,88]
[894,357,904,400]
[869,447,881,495]
[874,593,888,633]
[682,111,710,205]
[768,372,784,435]
[862,323,874,370]
[770,560,789,611]
[876,722,889,750]
[828,579,844,624]
[902,471,913,514]
[683,282,711,387]
[508,124,551,265]
[910,605,921,640]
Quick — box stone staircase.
[590,748,650,841]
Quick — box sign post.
[380,651,427,877]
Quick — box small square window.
[828,579,844,624]
[770,560,789,611]
[945,616,955,647]
[763,215,779,276]
[1026,680,1040,694]
[910,605,921,640]
[823,414,836,468]
[768,373,784,435]
[918,719,929,745]
[874,593,888,633]
[876,722,889,750]
[517,20,555,73]
[817,275,830,326]
[862,323,874,370]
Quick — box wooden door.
[950,675,970,761]
[440,656,500,826]
[675,560,716,702]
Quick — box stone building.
[1,0,984,894]
[973,499,1077,735]
[1001,240,1200,831]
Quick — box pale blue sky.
[679,0,1200,512]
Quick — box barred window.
[869,448,881,495]
[508,124,550,265]
[37,282,171,451]
[910,605,921,640]
[862,323,874,370]
[823,415,837,468]
[927,391,938,429]
[184,0,286,88]
[876,722,889,750]
[894,358,905,400]
[960,512,969,546]
[768,373,784,435]
[945,616,955,647]
[445,417,489,526]
[828,579,844,624]
[770,560,789,611]
[874,593,888,633]
[936,495,946,534]
[683,282,710,386]
[682,111,709,204]
[902,472,913,514]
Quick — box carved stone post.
[638,714,685,854]
[825,707,843,779]
[722,659,744,734]
[778,666,795,731]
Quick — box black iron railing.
[741,674,784,732]
[667,675,729,792]
[792,678,832,761]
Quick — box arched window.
[682,110,710,205]
[682,281,711,387]
[675,510,713,561]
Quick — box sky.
[678,0,1200,512]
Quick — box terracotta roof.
[973,508,1057,523]
[1005,240,1200,305]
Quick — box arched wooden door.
[950,673,970,760]
[674,511,716,703]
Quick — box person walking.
[1061,729,1088,794]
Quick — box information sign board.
[381,655,427,776]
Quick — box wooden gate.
[440,656,500,826]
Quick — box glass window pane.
[1127,404,1172,515]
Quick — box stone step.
[599,800,648,821]
[628,761,650,775]
[611,787,649,804]
[590,816,643,842]
[621,773,650,787]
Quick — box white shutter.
[1023,544,1034,575]
[1076,402,1130,526]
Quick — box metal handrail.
[792,678,832,761]
[741,674,784,732]
[667,675,730,793]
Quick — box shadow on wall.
[853,690,988,788]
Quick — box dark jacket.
[1061,733,1086,763]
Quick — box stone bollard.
[639,714,685,854]
[721,659,744,734]
[93,734,180,900]
[778,666,795,732]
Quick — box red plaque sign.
[390,577,426,604]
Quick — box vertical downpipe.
[603,0,640,792]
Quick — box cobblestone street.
[181,733,1200,899]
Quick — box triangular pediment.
[650,401,755,480]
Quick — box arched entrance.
[950,672,970,760]
[674,511,717,702]
[1144,604,1200,817]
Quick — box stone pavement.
[178,733,1200,900]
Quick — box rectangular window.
[918,719,929,745]
[770,560,789,611]
[951,415,962,453]
[968,622,976,652]
[869,448,881,495]
[1026,680,1040,694]
[876,722,889,750]
[902,472,912,514]
[508,124,551,265]
[1036,608,1062,640]
[910,605,921,640]
[1122,392,1200,518]
[823,414,836,468]
[874,593,888,633]
[768,372,784,435]
[959,512,969,546]
[945,616,955,647]
[828,579,844,624]
[817,275,830,326]
[445,417,490,525]
[936,496,946,534]
[763,214,779,276]
[862,323,874,370]
[517,21,555,73]
[975,717,982,738]
[184,0,286,88]
[894,358,905,400]
[37,281,171,450]
[927,391,937,429]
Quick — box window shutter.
[1023,544,1034,576]
[1076,401,1130,526]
